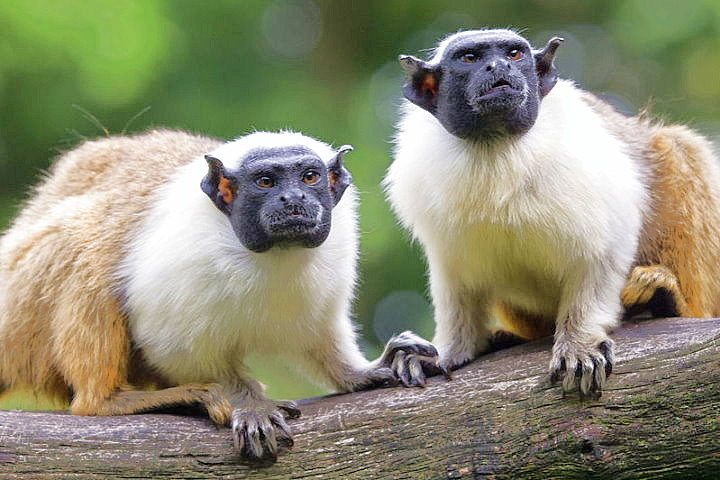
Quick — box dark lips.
[479,78,519,99]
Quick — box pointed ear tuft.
[328,145,353,206]
[534,37,564,97]
[201,154,235,213]
[399,55,440,114]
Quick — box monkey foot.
[549,337,614,399]
[381,330,447,387]
[231,403,296,464]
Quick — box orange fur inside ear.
[218,176,233,204]
[421,73,437,96]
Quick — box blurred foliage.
[1,0,719,407]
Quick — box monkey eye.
[256,176,275,189]
[460,53,478,63]
[508,49,524,61]
[302,170,321,185]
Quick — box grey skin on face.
[399,29,562,141]
[202,145,353,253]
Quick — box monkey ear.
[534,37,564,97]
[201,154,235,213]
[327,145,353,206]
[399,55,440,114]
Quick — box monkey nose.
[280,192,306,203]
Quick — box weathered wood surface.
[1,317,718,479]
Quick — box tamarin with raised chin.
[385,29,720,398]
[0,129,438,462]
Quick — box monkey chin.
[266,220,329,250]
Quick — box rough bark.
[0,317,718,479]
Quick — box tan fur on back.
[0,129,220,404]
[637,125,720,316]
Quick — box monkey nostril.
[280,195,287,202]
[486,64,493,72]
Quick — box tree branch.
[1,317,718,479]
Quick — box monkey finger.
[561,356,580,392]
[232,418,246,453]
[258,416,278,460]
[549,357,567,384]
[276,400,301,419]
[588,357,607,399]
[270,411,294,448]
[244,417,265,460]
[391,351,411,386]
[578,358,595,396]
[407,355,426,387]
[598,340,614,377]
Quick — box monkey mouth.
[265,207,321,236]
[478,78,521,99]
[492,79,511,89]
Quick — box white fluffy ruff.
[386,79,648,333]
[119,131,359,384]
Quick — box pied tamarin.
[385,29,720,398]
[0,129,438,462]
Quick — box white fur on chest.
[119,140,357,384]
[386,80,647,314]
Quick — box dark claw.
[598,341,614,377]
[550,358,567,384]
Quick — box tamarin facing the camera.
[386,29,720,398]
[0,129,438,462]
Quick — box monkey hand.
[548,336,614,399]
[377,330,447,387]
[231,399,300,464]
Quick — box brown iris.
[302,170,320,185]
[508,49,523,61]
[256,176,274,188]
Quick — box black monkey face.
[400,29,562,141]
[201,144,352,253]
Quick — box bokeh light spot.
[261,0,322,60]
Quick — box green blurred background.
[1,0,719,409]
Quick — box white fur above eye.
[118,131,360,384]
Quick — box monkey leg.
[71,383,233,423]
[430,280,493,373]
[621,265,690,318]
[549,262,621,399]
[55,299,237,425]
[300,316,441,392]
